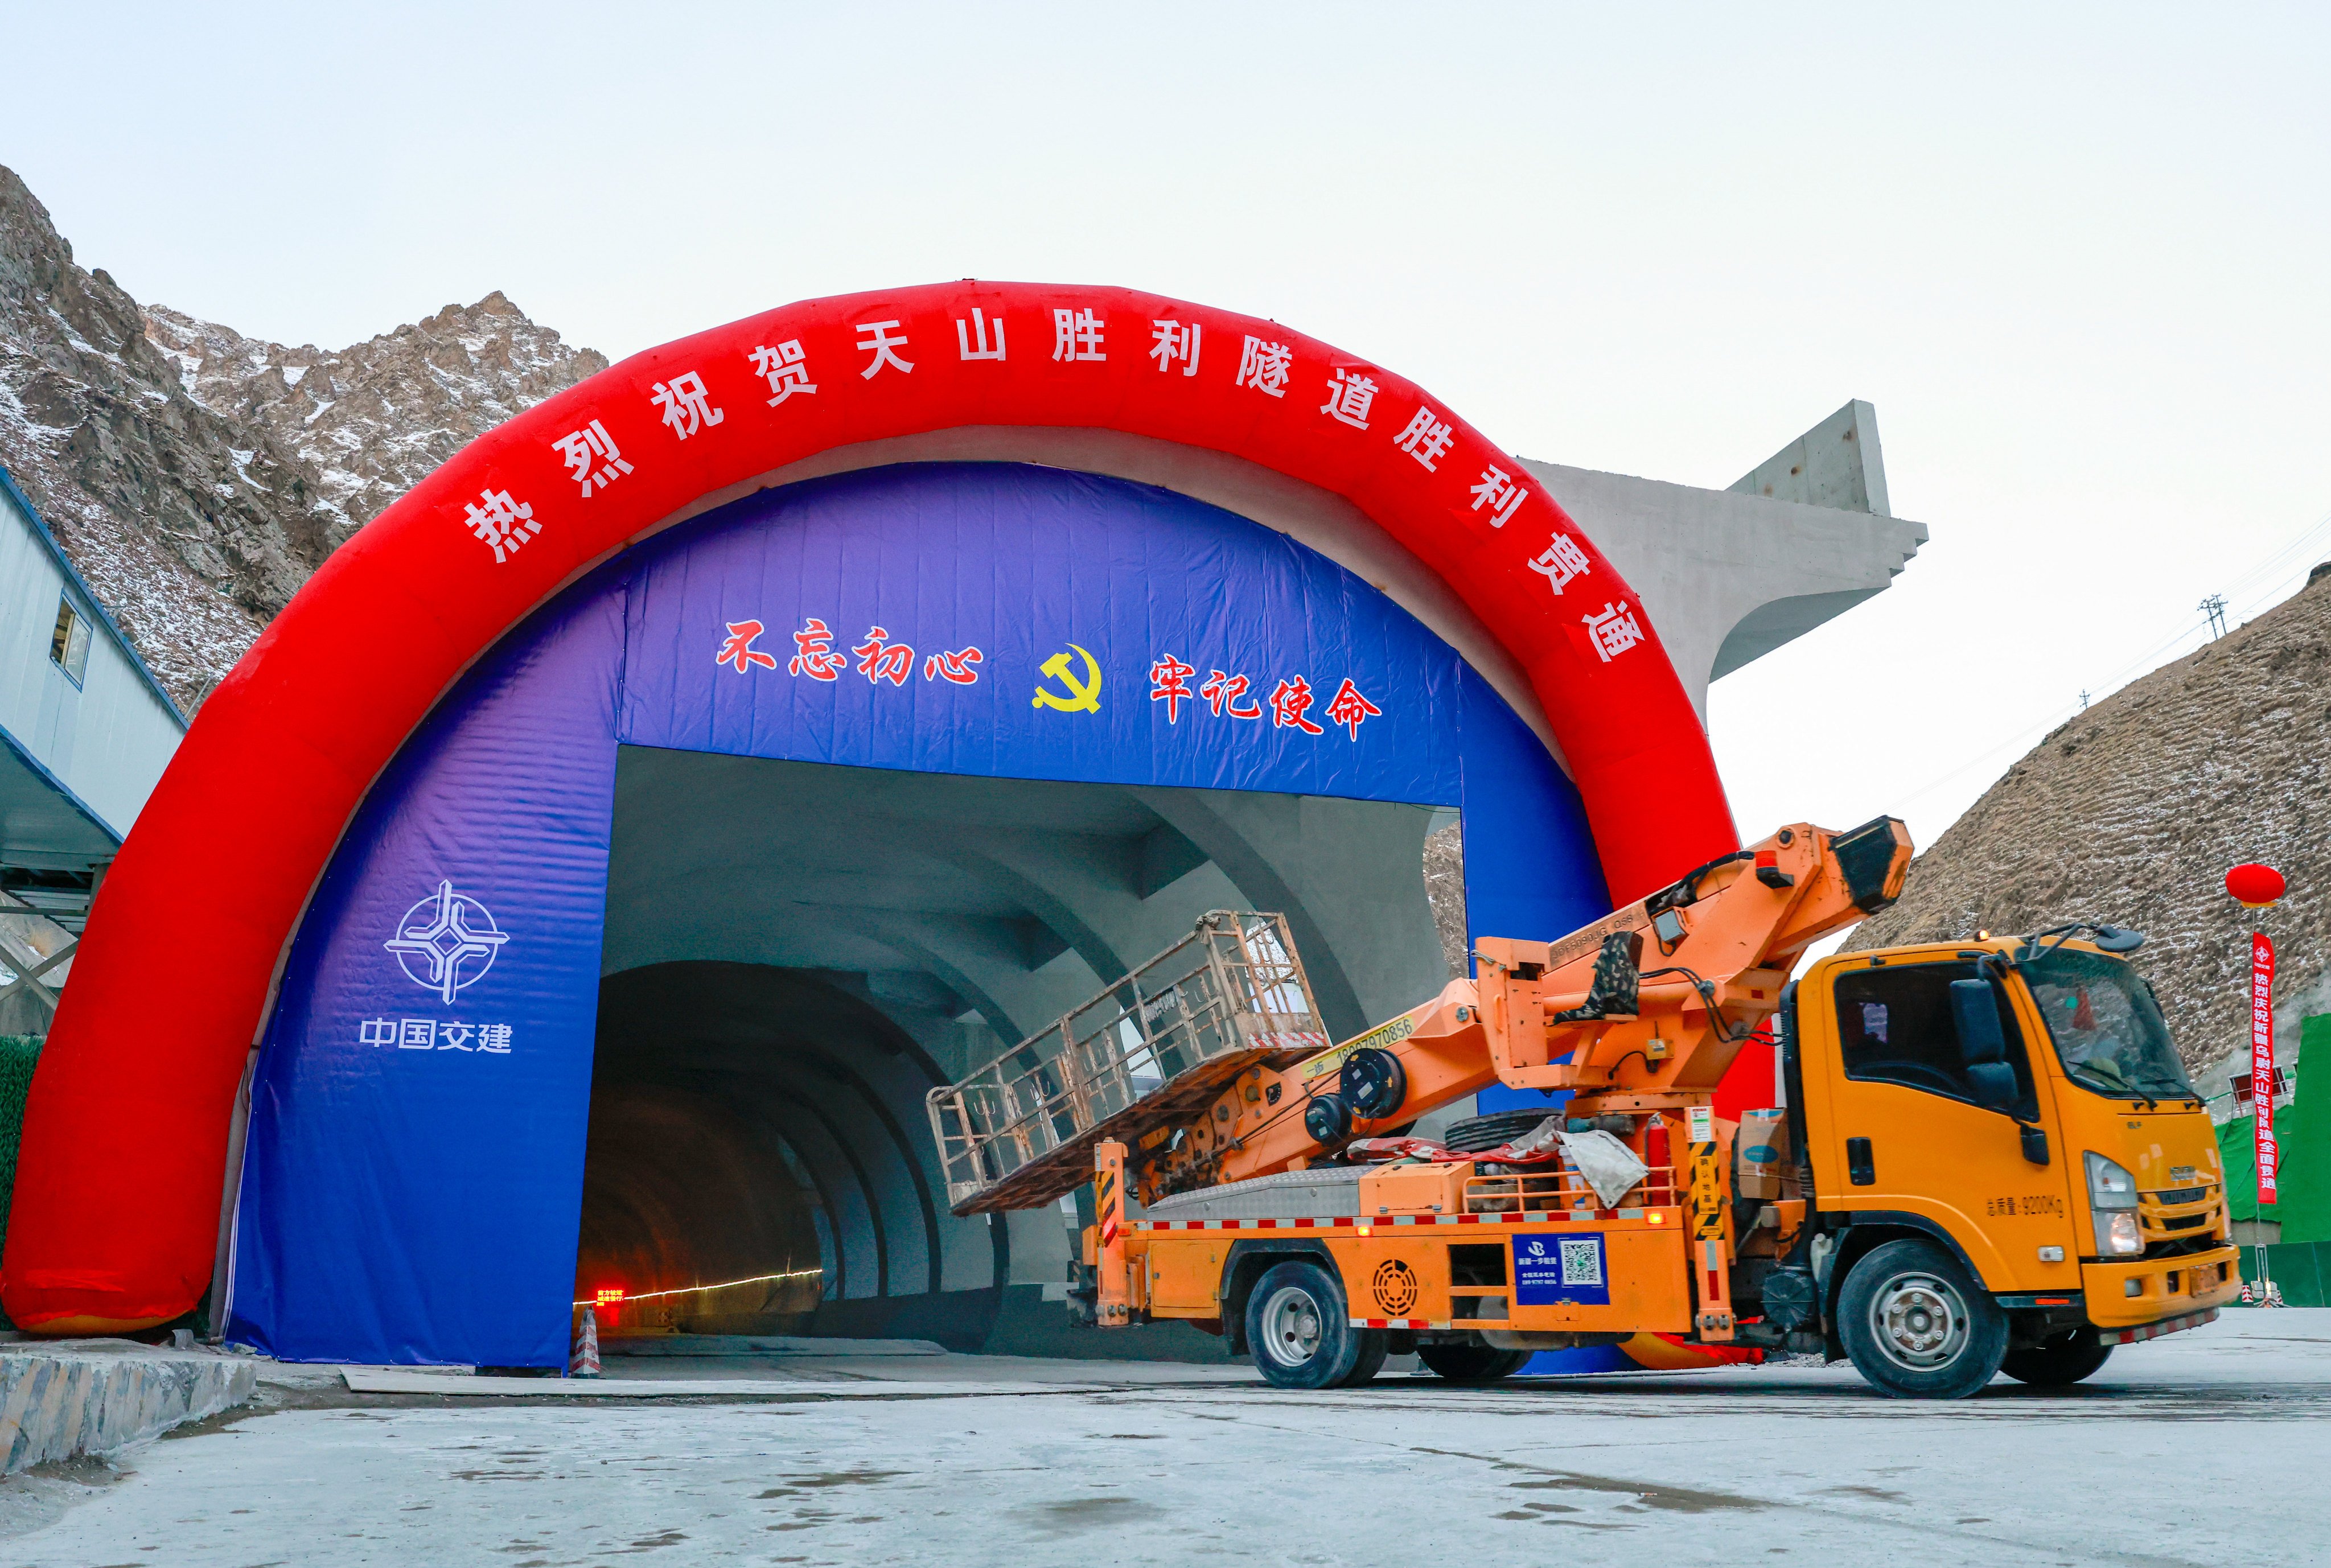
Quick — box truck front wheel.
[1245,1261,1380,1389]
[1838,1239,2008,1400]
[2000,1330,2113,1387]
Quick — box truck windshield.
[2020,948,2194,1101]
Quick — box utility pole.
[2200,594,2229,640]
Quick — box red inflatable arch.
[3,282,1736,1333]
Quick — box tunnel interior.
[576,746,1460,1351]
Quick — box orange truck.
[928,818,2241,1399]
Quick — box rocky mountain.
[143,294,605,558]
[1424,821,1466,979]
[1847,567,2331,1080]
[0,164,605,711]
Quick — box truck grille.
[2139,1180,2224,1250]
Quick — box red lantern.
[2227,863,2287,908]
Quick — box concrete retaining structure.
[0,1339,254,1472]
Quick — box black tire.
[1416,1343,1534,1383]
[1340,1328,1391,1388]
[1244,1261,1366,1389]
[1838,1239,2008,1400]
[1441,1108,1563,1154]
[2000,1330,2114,1387]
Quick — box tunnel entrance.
[577,748,1460,1352]
[209,459,1613,1368]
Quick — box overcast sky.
[9,3,2327,859]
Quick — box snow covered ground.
[4,1314,2324,1567]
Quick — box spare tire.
[1441,1108,1563,1154]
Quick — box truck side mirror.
[1950,979,2017,1113]
[1950,980,2005,1065]
[1966,1061,2018,1113]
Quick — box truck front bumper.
[2081,1245,2241,1330]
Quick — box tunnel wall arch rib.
[3,282,1736,1336]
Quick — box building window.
[48,595,91,686]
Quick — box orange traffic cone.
[2239,1279,2255,1306]
[570,1306,602,1377]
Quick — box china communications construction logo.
[385,880,510,1003]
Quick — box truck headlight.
[2096,1211,2143,1256]
[2086,1152,2143,1257]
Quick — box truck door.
[1800,957,2078,1293]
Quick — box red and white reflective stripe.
[1350,1318,1449,1330]
[1140,1216,1356,1230]
[1132,1208,1653,1233]
[1252,1032,1333,1053]
[2106,1307,2218,1345]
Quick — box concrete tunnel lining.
[581,750,1460,1348]
[585,965,968,1328]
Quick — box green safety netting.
[0,1034,42,1263]
[2222,1015,2329,1303]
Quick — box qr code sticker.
[1560,1236,1604,1287]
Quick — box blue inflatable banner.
[227,462,1609,1365]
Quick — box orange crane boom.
[1136,817,1910,1203]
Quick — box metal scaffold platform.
[926,911,1328,1214]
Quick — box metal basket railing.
[926,911,1328,1212]
[1461,1164,1678,1215]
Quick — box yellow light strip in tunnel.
[572,1266,825,1308]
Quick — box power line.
[1882,503,2331,820]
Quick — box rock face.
[0,164,605,711]
[1423,821,1466,980]
[1847,569,2331,1077]
[0,167,307,708]
[144,293,605,557]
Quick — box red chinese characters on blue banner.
[614,464,1457,803]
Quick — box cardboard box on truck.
[1737,1108,1789,1199]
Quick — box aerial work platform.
[926,911,1328,1215]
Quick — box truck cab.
[1785,931,2240,1395]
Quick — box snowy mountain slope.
[1847,569,2331,1075]
[0,164,605,711]
[144,292,605,548]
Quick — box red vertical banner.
[2252,932,2277,1205]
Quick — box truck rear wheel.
[2000,1330,2113,1387]
[1342,1327,1390,1388]
[1838,1239,2008,1400]
[1417,1343,1533,1382]
[1246,1261,1372,1389]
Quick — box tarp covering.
[226,462,1609,1365]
